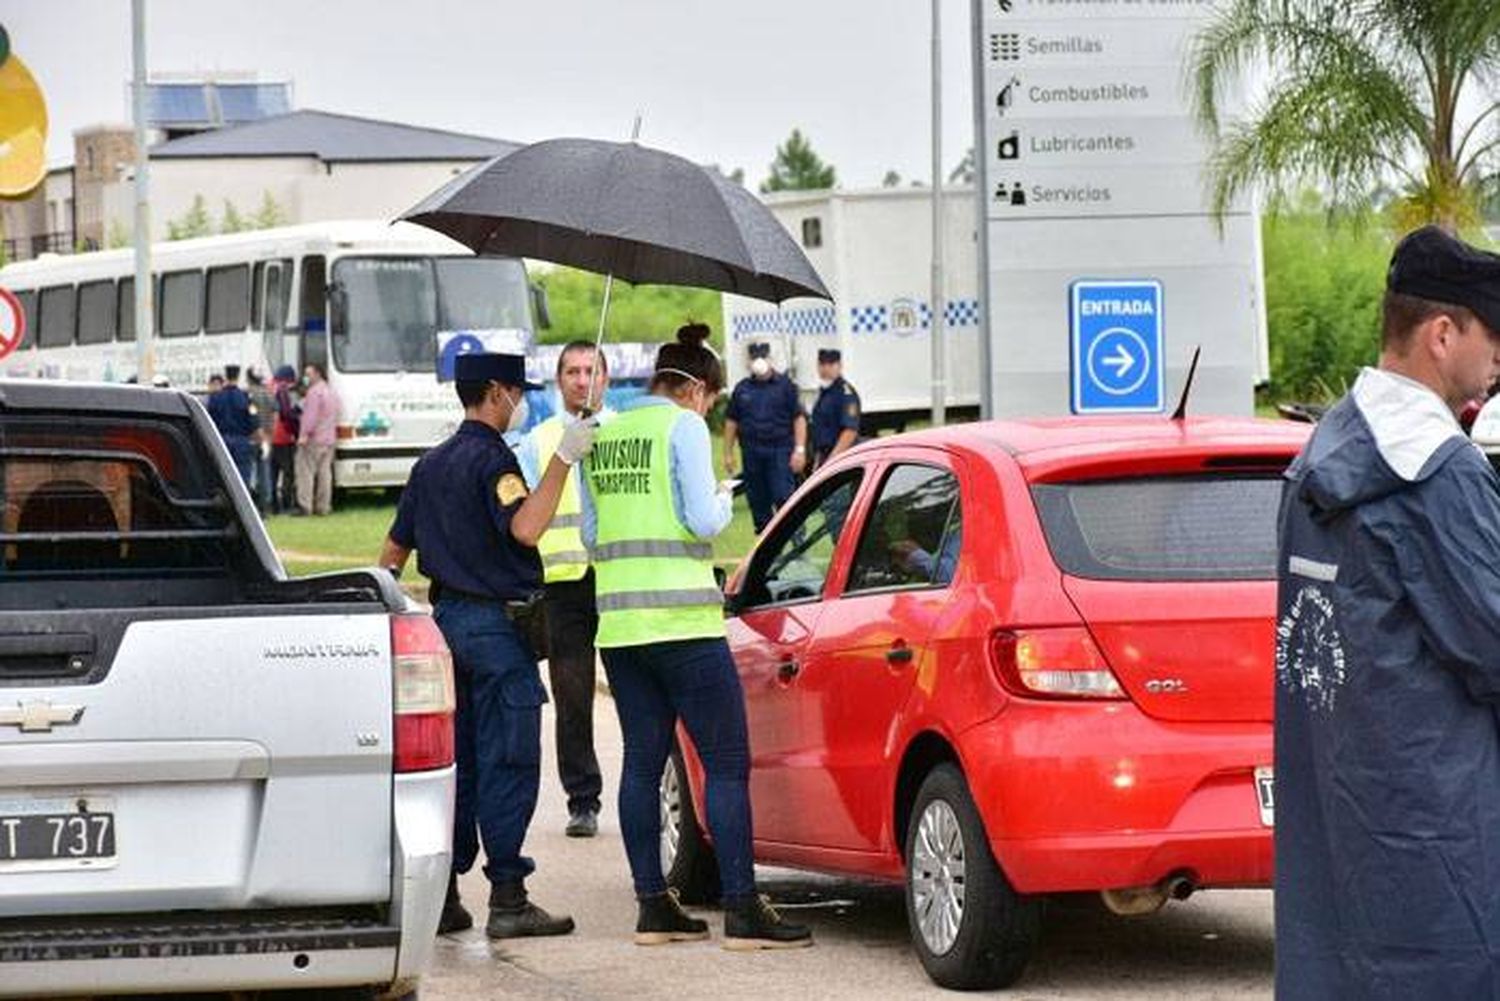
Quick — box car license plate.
[1254,766,1274,827]
[0,795,116,872]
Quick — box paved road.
[424,687,1274,1001]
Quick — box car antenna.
[1170,346,1201,422]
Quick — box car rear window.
[0,415,235,577]
[1031,475,1283,581]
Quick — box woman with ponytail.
[580,323,814,951]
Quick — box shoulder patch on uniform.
[845,401,860,418]
[496,473,529,506]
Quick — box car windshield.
[1031,474,1284,581]
[330,256,531,373]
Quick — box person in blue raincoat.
[1276,225,1500,1000]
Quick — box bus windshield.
[330,256,531,373]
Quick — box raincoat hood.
[1295,367,1472,516]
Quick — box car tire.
[904,764,1040,991]
[661,745,721,905]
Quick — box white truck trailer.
[721,187,983,430]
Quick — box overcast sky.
[3,0,978,189]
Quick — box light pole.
[131,0,154,381]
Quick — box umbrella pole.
[585,272,615,414]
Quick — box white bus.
[0,220,545,488]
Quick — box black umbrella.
[400,137,831,304]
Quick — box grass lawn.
[265,435,760,578]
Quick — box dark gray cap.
[1388,225,1500,334]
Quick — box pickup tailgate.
[0,609,393,915]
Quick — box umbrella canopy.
[400,137,830,303]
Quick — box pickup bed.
[0,380,454,999]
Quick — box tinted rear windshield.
[1032,475,1283,581]
[0,414,235,578]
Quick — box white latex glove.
[555,416,599,465]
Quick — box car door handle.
[886,644,914,666]
[777,659,801,681]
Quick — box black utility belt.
[431,582,542,619]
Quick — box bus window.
[77,280,117,345]
[160,270,203,338]
[118,278,135,342]
[38,285,77,349]
[435,258,531,332]
[253,258,291,332]
[330,257,436,373]
[14,290,36,349]
[300,255,328,373]
[205,264,250,334]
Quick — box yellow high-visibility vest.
[533,415,590,584]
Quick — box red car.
[662,416,1309,990]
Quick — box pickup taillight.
[391,614,456,772]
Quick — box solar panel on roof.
[146,84,211,125]
[216,83,292,123]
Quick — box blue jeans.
[225,435,255,493]
[433,597,547,887]
[741,443,794,533]
[602,637,755,903]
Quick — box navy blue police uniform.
[811,350,861,467]
[727,346,803,532]
[387,354,548,894]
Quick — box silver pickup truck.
[0,380,454,999]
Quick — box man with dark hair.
[379,352,596,941]
[1276,225,1500,999]
[207,365,256,491]
[516,341,609,837]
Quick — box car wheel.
[905,764,1040,990]
[661,745,721,904]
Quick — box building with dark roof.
[2,103,518,261]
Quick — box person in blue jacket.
[723,341,807,533]
[1276,225,1500,1000]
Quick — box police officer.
[723,341,807,533]
[810,348,861,468]
[377,352,595,940]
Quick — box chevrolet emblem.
[0,700,85,733]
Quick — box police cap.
[817,348,841,364]
[454,352,542,390]
[1388,225,1500,334]
[747,342,771,360]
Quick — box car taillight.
[989,627,1127,700]
[392,614,456,772]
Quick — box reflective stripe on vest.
[533,416,590,584]
[585,402,724,648]
[593,539,713,562]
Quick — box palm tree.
[1190,1,1500,232]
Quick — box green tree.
[529,266,722,349]
[761,129,836,193]
[1190,1,1500,232]
[106,218,130,249]
[165,194,213,240]
[252,190,287,229]
[881,170,902,188]
[219,199,248,234]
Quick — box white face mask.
[750,357,771,378]
[505,392,529,433]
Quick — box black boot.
[486,881,576,939]
[723,894,813,951]
[634,889,710,945]
[437,872,473,934]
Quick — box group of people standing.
[204,363,340,516]
[379,327,814,951]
